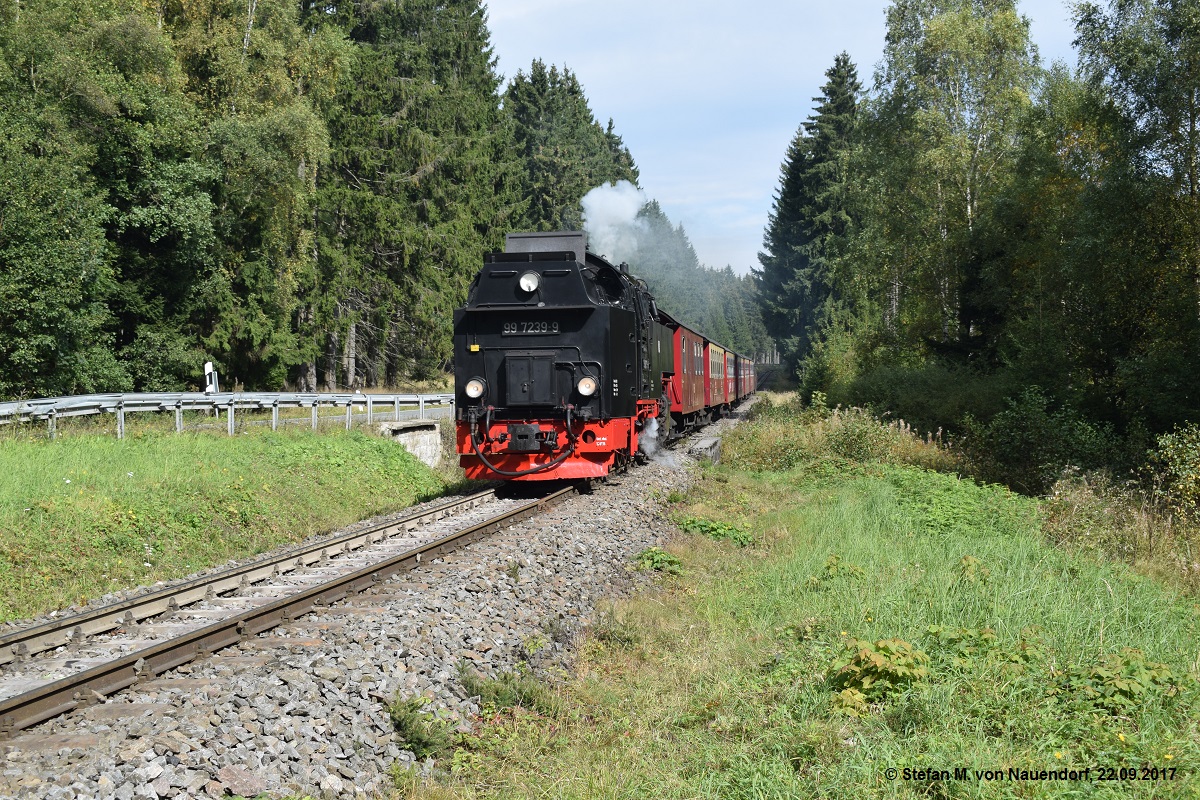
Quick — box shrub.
[828,637,929,704]
[848,363,1020,438]
[825,408,893,462]
[389,696,456,758]
[1152,423,1200,516]
[961,386,1116,494]
[1043,471,1146,561]
[1053,648,1180,714]
[677,516,755,547]
[726,393,957,473]
[459,667,562,716]
[955,554,991,586]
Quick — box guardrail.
[0,392,455,439]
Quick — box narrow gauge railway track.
[0,484,574,738]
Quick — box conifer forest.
[0,0,767,400]
[6,0,1200,489]
[759,0,1200,488]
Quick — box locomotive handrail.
[0,392,454,439]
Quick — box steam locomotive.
[452,231,755,480]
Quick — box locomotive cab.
[453,232,671,479]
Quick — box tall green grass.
[403,398,1200,799]
[0,428,447,620]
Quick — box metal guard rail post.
[0,393,455,439]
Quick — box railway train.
[452,231,755,480]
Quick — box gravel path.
[0,427,728,799]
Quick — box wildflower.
[1165,754,1174,761]
[1118,733,1126,742]
[64,479,71,484]
[1054,752,1063,760]
[143,562,151,568]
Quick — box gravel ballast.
[0,436,720,798]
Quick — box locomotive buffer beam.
[506,423,555,452]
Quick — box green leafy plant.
[924,625,999,668]
[1053,648,1180,714]
[804,555,866,591]
[830,687,870,717]
[822,554,865,580]
[783,617,827,642]
[828,638,929,704]
[956,554,991,586]
[825,408,894,462]
[960,386,1116,494]
[1152,423,1200,516]
[678,516,755,547]
[635,547,683,575]
[521,634,547,658]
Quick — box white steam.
[582,180,646,264]
[637,417,683,469]
[639,417,659,457]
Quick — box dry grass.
[1043,470,1200,595]
[726,392,960,474]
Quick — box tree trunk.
[242,0,257,57]
[324,331,339,391]
[342,321,357,390]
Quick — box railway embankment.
[400,396,1200,799]
[0,423,713,798]
[0,428,448,623]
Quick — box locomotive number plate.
[502,321,560,335]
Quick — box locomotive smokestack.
[505,231,588,262]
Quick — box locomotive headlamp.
[577,376,598,396]
[465,378,486,399]
[518,271,541,293]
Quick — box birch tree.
[866,0,1038,350]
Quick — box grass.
[1043,470,1200,596]
[395,395,1200,799]
[0,425,456,620]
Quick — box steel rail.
[0,484,573,737]
[0,489,499,667]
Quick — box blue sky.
[487,0,1080,274]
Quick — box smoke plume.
[582,180,646,264]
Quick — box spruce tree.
[506,61,638,230]
[801,53,861,307]
[756,52,861,370]
[314,0,522,384]
[756,129,814,367]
